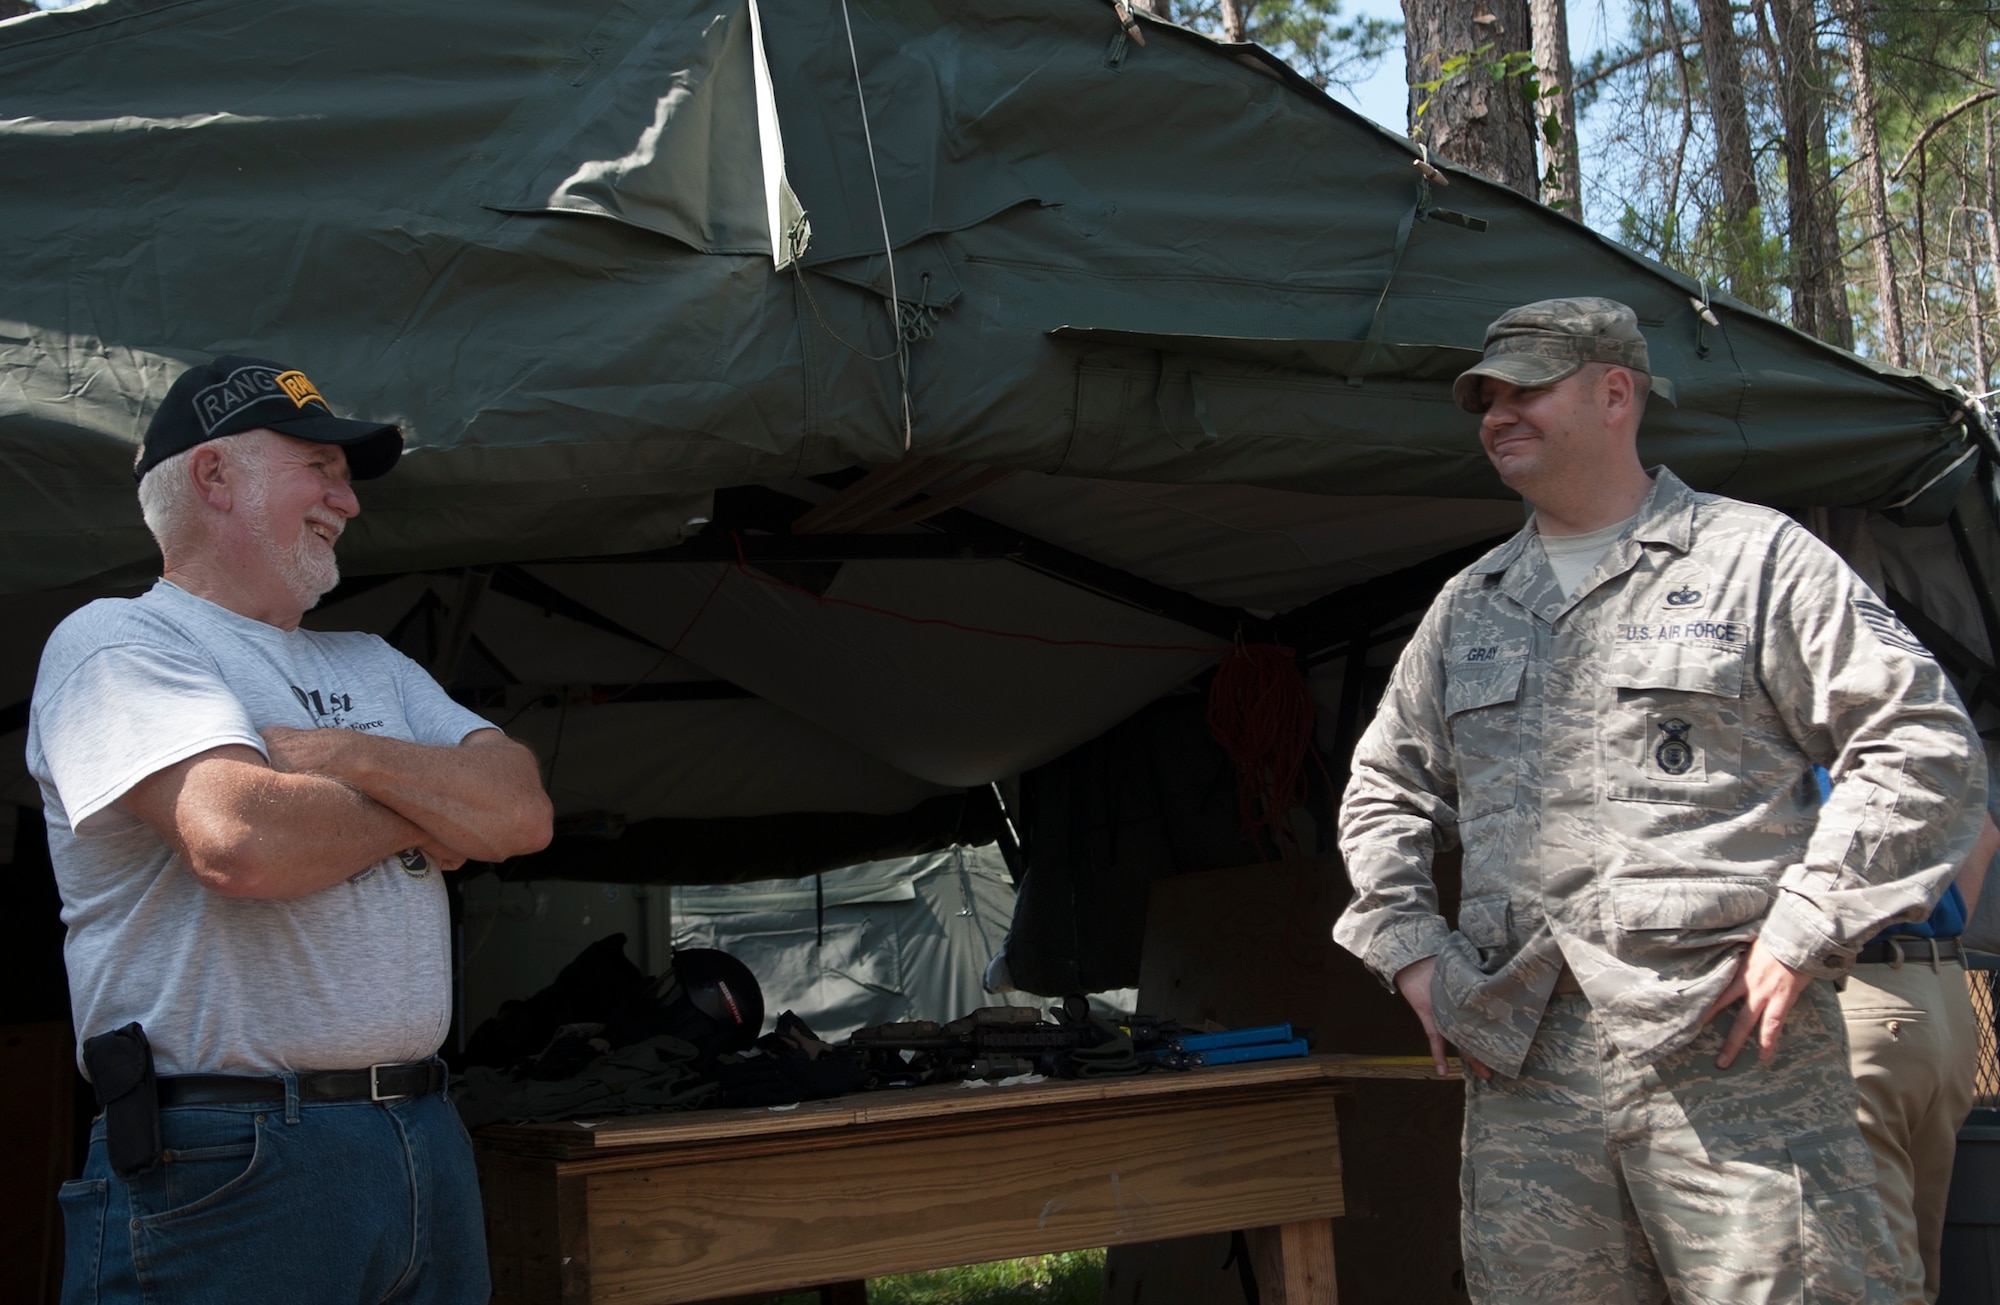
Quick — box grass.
[767,1249,1104,1304]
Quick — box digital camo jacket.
[1334,469,1985,1076]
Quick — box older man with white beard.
[29,356,553,1305]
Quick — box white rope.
[1884,443,1978,510]
[837,0,915,452]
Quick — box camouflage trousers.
[1460,983,1896,1304]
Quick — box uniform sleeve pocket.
[1610,878,1771,931]
[1457,892,1512,951]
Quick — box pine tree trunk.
[1530,0,1582,215]
[1217,0,1248,42]
[1985,102,2000,391]
[1837,0,1906,364]
[1968,205,1990,390]
[1693,0,1769,308]
[1659,0,1698,218]
[1767,0,1853,348]
[1404,0,1540,196]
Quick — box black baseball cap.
[134,355,404,482]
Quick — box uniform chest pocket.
[1446,660,1525,821]
[1603,651,1745,808]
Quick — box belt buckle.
[369,1063,410,1102]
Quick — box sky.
[1322,0,1419,129]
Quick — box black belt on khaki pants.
[1853,936,1960,966]
[157,1060,446,1107]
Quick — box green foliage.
[1410,43,1544,137]
[871,1251,1106,1304]
[1865,0,1995,143]
[1577,1,1790,311]
[1826,1,2000,375]
[1618,201,1682,258]
[1541,108,1572,210]
[1578,0,2000,377]
[765,1251,1105,1305]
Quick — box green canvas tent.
[1,0,1989,578]
[5,0,2000,996]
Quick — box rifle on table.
[847,1006,1090,1083]
[849,1003,1300,1083]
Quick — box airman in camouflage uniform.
[1333,298,1985,1303]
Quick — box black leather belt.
[1854,936,1961,965]
[157,1060,446,1107]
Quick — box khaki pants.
[1461,983,1895,1305]
[1838,952,1980,1305]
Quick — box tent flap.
[1,0,1989,591]
[480,0,784,259]
[1049,328,1485,381]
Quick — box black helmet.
[603,947,765,1054]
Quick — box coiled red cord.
[1205,643,1317,859]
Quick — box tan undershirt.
[1538,513,1638,599]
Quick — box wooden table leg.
[1249,1218,1338,1304]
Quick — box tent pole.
[432,566,493,686]
[1949,503,2000,667]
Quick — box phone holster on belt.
[82,1021,162,1177]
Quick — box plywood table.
[473,1053,1444,1304]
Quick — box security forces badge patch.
[1654,717,1696,775]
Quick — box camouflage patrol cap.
[1453,297,1653,413]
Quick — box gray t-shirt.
[27,580,494,1076]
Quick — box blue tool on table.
[1163,1023,1309,1067]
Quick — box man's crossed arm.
[120,728,553,900]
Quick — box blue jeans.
[59,1077,489,1305]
